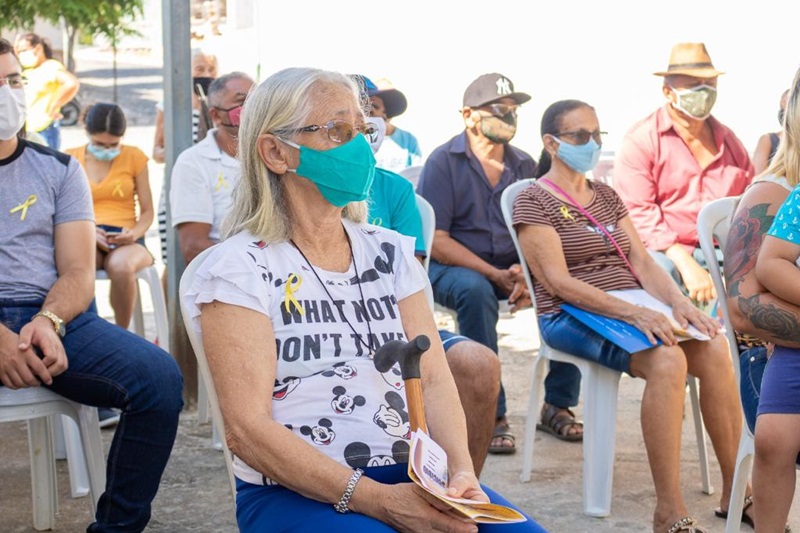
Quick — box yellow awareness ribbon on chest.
[112,181,125,197]
[560,205,576,222]
[283,273,304,315]
[215,171,229,191]
[10,194,38,221]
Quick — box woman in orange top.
[66,103,154,329]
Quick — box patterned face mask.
[669,84,717,120]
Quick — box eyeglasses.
[0,75,27,89]
[555,129,607,145]
[479,103,519,117]
[291,119,379,144]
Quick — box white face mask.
[367,116,386,154]
[0,84,26,141]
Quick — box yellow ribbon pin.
[112,181,124,197]
[283,273,304,315]
[560,205,575,222]
[10,194,38,221]
[215,171,229,191]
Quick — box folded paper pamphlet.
[408,430,526,524]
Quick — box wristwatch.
[33,310,66,338]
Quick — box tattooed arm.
[724,181,800,348]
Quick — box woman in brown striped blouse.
[512,100,745,533]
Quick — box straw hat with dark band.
[653,42,724,78]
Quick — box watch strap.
[33,310,65,338]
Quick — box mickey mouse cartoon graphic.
[379,362,403,390]
[272,376,300,401]
[373,391,410,439]
[331,386,366,415]
[343,440,410,468]
[300,418,335,446]
[321,361,358,380]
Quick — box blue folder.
[560,303,660,354]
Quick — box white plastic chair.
[399,165,423,188]
[415,193,435,272]
[179,244,237,499]
[96,265,170,349]
[501,178,712,517]
[697,196,752,533]
[0,387,106,530]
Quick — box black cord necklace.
[289,229,375,358]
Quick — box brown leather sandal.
[536,404,583,442]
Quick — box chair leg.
[520,354,548,482]
[131,279,146,338]
[62,415,90,498]
[688,376,714,495]
[28,417,57,531]
[212,420,223,451]
[76,405,107,513]
[139,266,170,348]
[582,364,621,518]
[725,431,754,533]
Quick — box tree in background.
[0,0,144,81]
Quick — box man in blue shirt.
[418,73,583,451]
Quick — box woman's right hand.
[95,227,109,252]
[623,306,678,347]
[377,483,478,533]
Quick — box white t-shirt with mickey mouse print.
[185,219,429,485]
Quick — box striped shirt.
[512,181,639,315]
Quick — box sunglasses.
[479,103,519,117]
[293,119,379,144]
[555,129,607,145]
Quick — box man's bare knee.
[445,340,501,399]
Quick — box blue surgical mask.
[88,144,120,161]
[281,134,376,207]
[553,137,601,174]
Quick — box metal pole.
[162,0,197,406]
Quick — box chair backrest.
[415,193,435,272]
[500,179,538,310]
[588,151,616,187]
[178,245,238,498]
[399,165,423,188]
[696,196,741,383]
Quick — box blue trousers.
[236,464,547,532]
[0,301,184,532]
[428,262,582,413]
[37,120,61,150]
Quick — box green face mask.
[670,84,717,120]
[282,134,376,207]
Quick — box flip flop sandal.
[667,517,707,533]
[536,404,583,442]
[488,421,516,455]
[714,495,792,531]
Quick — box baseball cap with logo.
[463,73,531,109]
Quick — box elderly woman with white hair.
[183,67,544,532]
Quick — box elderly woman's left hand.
[445,471,490,503]
[671,298,721,338]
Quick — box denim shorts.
[538,311,633,375]
[757,345,800,417]
[739,345,767,433]
[98,224,146,248]
[438,329,469,351]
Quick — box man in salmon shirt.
[615,42,754,308]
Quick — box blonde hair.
[223,67,368,242]
[762,67,800,187]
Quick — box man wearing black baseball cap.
[418,73,582,453]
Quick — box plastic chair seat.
[0,386,106,530]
